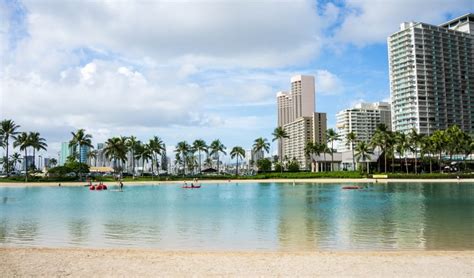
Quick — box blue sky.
[0,0,472,160]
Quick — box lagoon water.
[1,182,473,251]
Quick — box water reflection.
[68,218,90,245]
[0,183,472,250]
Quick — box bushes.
[386,173,474,179]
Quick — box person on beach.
[119,181,124,191]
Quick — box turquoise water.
[0,182,473,251]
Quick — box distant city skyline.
[0,1,472,161]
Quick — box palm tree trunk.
[199,150,202,175]
[384,144,387,173]
[32,148,36,170]
[366,161,369,174]
[414,151,418,174]
[429,157,432,173]
[351,143,355,171]
[405,156,408,174]
[24,149,28,182]
[236,157,239,176]
[217,156,220,174]
[331,141,334,171]
[5,140,9,176]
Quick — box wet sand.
[1,248,473,277]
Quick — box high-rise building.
[388,14,473,134]
[276,75,327,170]
[59,142,71,166]
[336,102,392,152]
[79,145,90,164]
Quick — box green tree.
[287,158,300,172]
[0,119,21,176]
[395,132,410,173]
[253,137,270,155]
[149,136,165,177]
[272,127,289,173]
[304,142,321,172]
[408,128,424,174]
[230,146,245,176]
[10,152,22,172]
[326,128,340,171]
[192,139,208,174]
[69,129,93,163]
[104,137,128,177]
[28,132,47,170]
[126,136,140,175]
[175,141,191,175]
[355,141,373,174]
[209,139,227,174]
[135,142,152,176]
[345,132,357,171]
[13,132,31,181]
[256,158,271,172]
[420,136,435,173]
[430,130,447,172]
[48,157,58,168]
[370,124,390,173]
[87,150,98,167]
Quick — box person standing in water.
[119,181,124,191]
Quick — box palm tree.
[175,141,191,175]
[272,127,289,173]
[209,139,227,174]
[253,137,270,154]
[87,150,98,167]
[0,119,21,176]
[408,128,424,174]
[149,136,165,177]
[135,143,152,176]
[230,146,245,176]
[14,132,31,182]
[192,139,208,174]
[430,130,446,172]
[345,132,357,171]
[304,142,321,172]
[126,136,140,175]
[69,129,93,163]
[326,128,340,171]
[10,152,22,172]
[48,157,57,168]
[104,137,128,177]
[28,132,47,170]
[355,141,373,174]
[395,132,410,174]
[370,124,390,173]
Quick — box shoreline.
[0,178,473,187]
[2,247,473,277]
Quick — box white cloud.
[315,70,343,95]
[333,0,472,45]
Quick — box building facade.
[336,102,392,152]
[276,75,327,170]
[388,14,474,134]
[59,142,70,166]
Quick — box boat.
[182,185,201,189]
[342,186,361,190]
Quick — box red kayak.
[342,186,361,190]
[182,185,201,189]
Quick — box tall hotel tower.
[276,75,326,170]
[388,14,473,134]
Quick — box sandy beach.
[1,178,473,187]
[1,248,473,277]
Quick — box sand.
[0,178,473,187]
[1,248,473,277]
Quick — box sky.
[0,0,472,161]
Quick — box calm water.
[0,182,473,251]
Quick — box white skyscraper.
[336,102,392,152]
[388,14,473,134]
